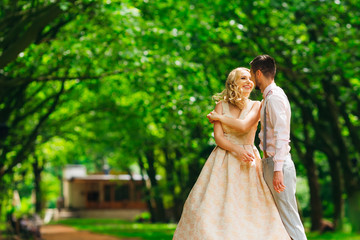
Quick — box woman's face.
[236,70,253,94]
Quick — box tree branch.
[0,70,125,87]
[0,3,63,69]
[0,80,65,177]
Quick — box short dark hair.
[250,55,276,79]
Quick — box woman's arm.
[208,101,261,134]
[213,102,255,162]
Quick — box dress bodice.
[221,100,258,145]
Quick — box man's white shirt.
[259,82,292,171]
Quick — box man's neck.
[261,79,275,93]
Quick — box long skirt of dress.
[173,145,291,240]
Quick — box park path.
[41,224,140,240]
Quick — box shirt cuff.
[274,141,290,161]
[274,161,284,172]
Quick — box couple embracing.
[173,55,307,240]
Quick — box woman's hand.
[233,147,255,162]
[207,110,222,123]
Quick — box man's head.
[249,55,276,92]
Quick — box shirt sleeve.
[267,94,291,171]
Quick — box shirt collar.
[263,82,276,99]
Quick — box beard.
[254,76,260,90]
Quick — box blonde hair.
[213,67,251,110]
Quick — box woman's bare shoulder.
[215,100,227,114]
[249,100,261,108]
[249,99,261,104]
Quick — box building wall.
[63,180,88,208]
[63,180,70,208]
[63,178,146,210]
[69,182,87,208]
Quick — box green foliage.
[297,176,310,216]
[1,0,360,231]
[13,198,34,219]
[134,211,151,223]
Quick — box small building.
[62,165,148,220]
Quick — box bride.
[172,67,290,240]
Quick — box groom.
[250,55,307,240]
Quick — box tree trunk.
[145,149,167,222]
[317,123,344,229]
[292,138,323,231]
[327,154,344,229]
[164,148,185,221]
[33,155,44,214]
[304,150,323,231]
[288,98,324,231]
[138,156,156,222]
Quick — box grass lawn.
[56,218,360,240]
[307,232,360,240]
[56,218,177,240]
